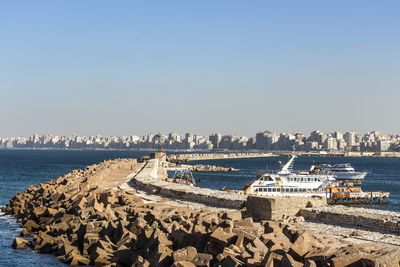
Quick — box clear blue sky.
[1,1,399,137]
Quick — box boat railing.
[258,169,313,174]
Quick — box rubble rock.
[12,237,31,249]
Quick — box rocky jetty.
[167,153,274,162]
[188,164,240,172]
[2,157,400,266]
[167,163,240,172]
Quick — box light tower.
[156,132,162,152]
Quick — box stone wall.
[300,206,400,234]
[246,195,327,220]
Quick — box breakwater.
[130,159,246,209]
[2,155,400,266]
[167,152,274,162]
[166,163,240,172]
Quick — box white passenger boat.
[243,155,335,197]
[317,163,367,181]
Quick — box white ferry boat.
[317,163,367,181]
[243,155,335,197]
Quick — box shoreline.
[2,148,400,158]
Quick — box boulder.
[131,255,150,266]
[90,246,113,266]
[208,227,236,254]
[233,217,254,228]
[63,250,91,265]
[83,233,100,255]
[20,228,29,237]
[221,255,244,267]
[23,219,40,232]
[192,253,213,267]
[57,241,78,257]
[263,220,283,234]
[34,232,58,253]
[12,237,31,249]
[232,227,257,241]
[289,232,323,260]
[172,261,196,267]
[173,246,197,262]
[221,211,242,222]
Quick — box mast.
[278,155,296,175]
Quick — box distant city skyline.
[2,129,400,153]
[1,1,400,137]
[2,129,400,139]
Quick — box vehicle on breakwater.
[170,168,199,187]
[241,155,390,204]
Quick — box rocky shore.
[183,164,239,172]
[2,156,400,266]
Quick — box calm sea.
[0,150,399,266]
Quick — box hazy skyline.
[1,1,399,137]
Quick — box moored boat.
[243,156,390,204]
[243,156,335,197]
